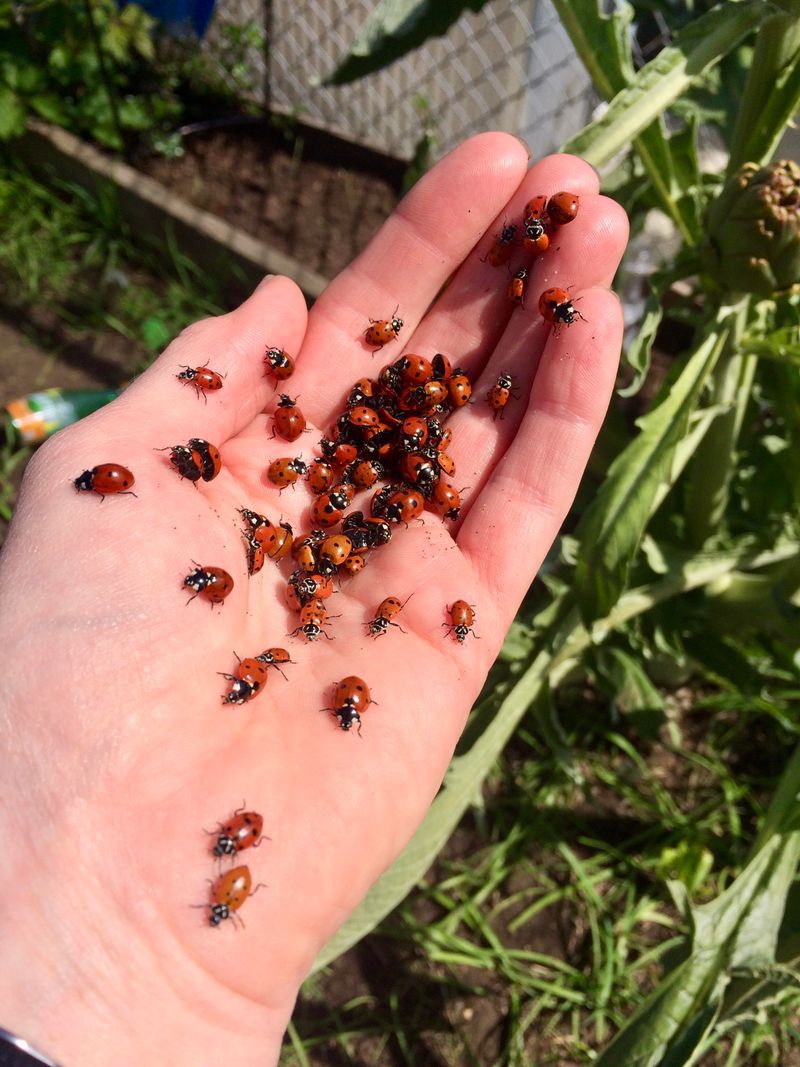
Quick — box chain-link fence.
[207,0,594,162]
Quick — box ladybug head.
[213,834,236,858]
[73,469,94,492]
[184,568,208,592]
[209,903,230,926]
[335,704,361,732]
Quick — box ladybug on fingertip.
[487,373,518,421]
[546,191,580,226]
[508,267,528,307]
[483,221,517,267]
[264,346,295,381]
[73,464,136,500]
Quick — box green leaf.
[574,324,727,625]
[620,297,664,398]
[323,0,489,86]
[594,830,800,1067]
[562,2,763,169]
[0,85,26,138]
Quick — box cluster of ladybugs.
[70,189,584,923]
[485,191,584,325]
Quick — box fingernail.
[514,135,532,160]
[255,274,275,293]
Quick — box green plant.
[310,2,800,1063]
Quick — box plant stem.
[685,297,754,547]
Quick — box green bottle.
[3,388,120,446]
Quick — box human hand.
[0,133,628,1067]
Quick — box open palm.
[0,134,627,1066]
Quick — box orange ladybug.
[177,365,224,401]
[483,221,517,267]
[546,192,580,226]
[365,310,403,350]
[508,268,528,307]
[264,346,294,381]
[367,595,409,638]
[443,600,478,644]
[327,676,372,733]
[73,463,136,500]
[267,457,307,489]
[538,287,584,327]
[487,373,517,420]
[272,395,306,442]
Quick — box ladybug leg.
[249,882,268,898]
[390,621,407,634]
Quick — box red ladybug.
[400,416,429,451]
[272,395,306,442]
[260,647,295,679]
[73,464,136,500]
[348,405,380,428]
[264,346,295,381]
[487,373,517,420]
[200,865,263,928]
[238,507,269,533]
[524,195,548,222]
[320,438,359,467]
[508,268,528,307]
[311,494,344,529]
[431,481,461,521]
[161,439,221,483]
[184,564,234,606]
[244,533,266,576]
[287,571,333,609]
[483,221,517,267]
[209,808,265,858]
[341,555,366,576]
[437,451,456,477]
[443,600,478,644]
[448,373,472,408]
[546,192,580,226]
[347,458,383,489]
[267,457,307,490]
[220,652,271,704]
[348,377,378,407]
[290,600,336,642]
[318,534,353,573]
[367,595,409,638]
[177,365,224,400]
[365,311,403,350]
[255,519,294,561]
[522,216,550,255]
[386,487,425,524]
[307,458,335,495]
[400,452,438,496]
[538,288,584,327]
[328,676,372,733]
[397,355,434,385]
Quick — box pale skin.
[0,134,628,1066]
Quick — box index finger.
[293,132,531,419]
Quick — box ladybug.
[436,451,456,477]
[524,195,549,222]
[267,457,307,489]
[272,395,306,442]
[447,373,472,408]
[292,530,326,572]
[311,495,344,529]
[307,458,335,495]
[397,355,434,385]
[260,647,295,679]
[483,221,518,267]
[348,377,378,407]
[209,807,265,858]
[431,481,461,521]
[327,676,372,734]
[435,423,451,451]
[258,519,294,561]
[399,381,448,412]
[177,365,224,401]
[318,534,353,573]
[401,453,438,497]
[508,268,528,307]
[538,287,584,327]
[487,373,517,420]
[367,595,409,638]
[522,216,549,255]
[184,564,234,606]
[386,487,425,524]
[264,346,294,381]
[345,458,382,489]
[201,865,263,928]
[238,507,269,533]
[378,360,404,395]
[287,571,333,609]
[220,652,271,704]
[349,405,380,428]
[443,600,478,644]
[244,533,266,576]
[431,353,453,381]
[290,600,336,642]
[365,310,403,350]
[363,516,392,547]
[320,438,358,467]
[73,464,136,500]
[546,191,580,226]
[341,554,366,576]
[400,416,429,451]
[161,440,221,483]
